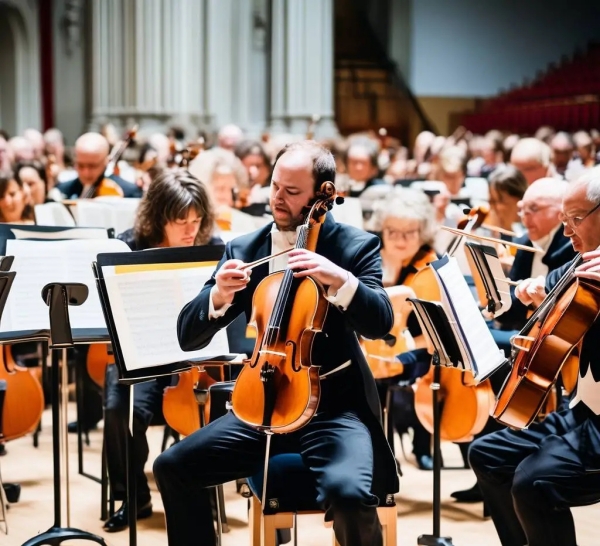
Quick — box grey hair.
[371,187,437,246]
[574,166,600,203]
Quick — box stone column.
[268,0,338,138]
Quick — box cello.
[494,256,600,429]
[230,182,337,433]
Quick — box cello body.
[231,273,327,433]
[0,345,45,442]
[494,277,600,429]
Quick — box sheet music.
[434,256,506,381]
[10,227,109,240]
[1,239,129,332]
[102,265,229,371]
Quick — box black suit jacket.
[177,214,399,497]
[495,226,576,330]
[56,174,142,198]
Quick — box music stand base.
[417,535,454,546]
[22,526,107,546]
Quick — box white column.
[268,0,338,137]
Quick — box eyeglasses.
[559,201,600,230]
[517,204,553,218]
[382,227,420,242]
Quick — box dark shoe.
[102,501,152,533]
[67,421,98,434]
[416,454,434,471]
[451,483,483,503]
[3,483,21,503]
[0,443,6,456]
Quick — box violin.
[494,256,600,429]
[0,345,44,442]
[162,366,224,437]
[230,182,338,433]
[361,247,437,379]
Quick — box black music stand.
[22,282,106,546]
[409,298,460,546]
[94,245,237,546]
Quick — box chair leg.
[216,484,229,533]
[250,496,261,546]
[0,462,8,534]
[100,432,108,521]
[377,506,397,546]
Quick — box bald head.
[524,177,568,205]
[9,136,34,162]
[218,124,244,151]
[510,138,552,185]
[74,132,110,186]
[519,177,566,242]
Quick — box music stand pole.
[22,283,106,546]
[417,352,453,546]
[127,384,138,546]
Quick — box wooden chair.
[247,453,397,546]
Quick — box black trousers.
[469,408,600,546]
[153,409,383,546]
[103,364,166,504]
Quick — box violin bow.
[440,225,543,253]
[240,248,294,271]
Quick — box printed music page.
[102,264,229,371]
[434,256,506,382]
[10,227,110,240]
[1,239,129,333]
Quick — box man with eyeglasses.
[468,167,600,546]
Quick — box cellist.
[469,166,600,546]
[371,188,438,470]
[153,141,398,546]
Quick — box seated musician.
[54,132,142,199]
[490,178,576,353]
[0,171,34,224]
[101,169,221,533]
[14,160,50,206]
[487,164,527,237]
[187,147,261,232]
[344,136,386,198]
[234,139,272,205]
[153,141,399,546]
[373,188,438,470]
[469,166,600,546]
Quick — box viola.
[494,257,600,429]
[0,345,44,442]
[410,264,495,442]
[361,247,437,379]
[230,182,338,433]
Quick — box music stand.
[94,245,239,546]
[21,282,106,546]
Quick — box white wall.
[402,0,600,97]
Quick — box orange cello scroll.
[231,182,339,433]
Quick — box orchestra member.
[54,132,141,199]
[469,167,600,546]
[487,164,528,234]
[101,169,220,533]
[153,141,398,546]
[374,188,438,470]
[344,137,386,198]
[234,139,272,205]
[0,171,34,224]
[14,161,48,206]
[510,138,553,185]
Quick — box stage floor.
[1,405,597,545]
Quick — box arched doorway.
[0,1,41,136]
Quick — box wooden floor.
[1,405,597,545]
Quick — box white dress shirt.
[530,225,560,279]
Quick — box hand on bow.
[515,275,546,308]
[213,259,251,309]
[287,249,349,293]
[575,249,600,283]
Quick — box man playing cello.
[153,141,398,546]
[469,166,600,546]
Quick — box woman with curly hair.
[0,171,35,223]
[102,169,222,534]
